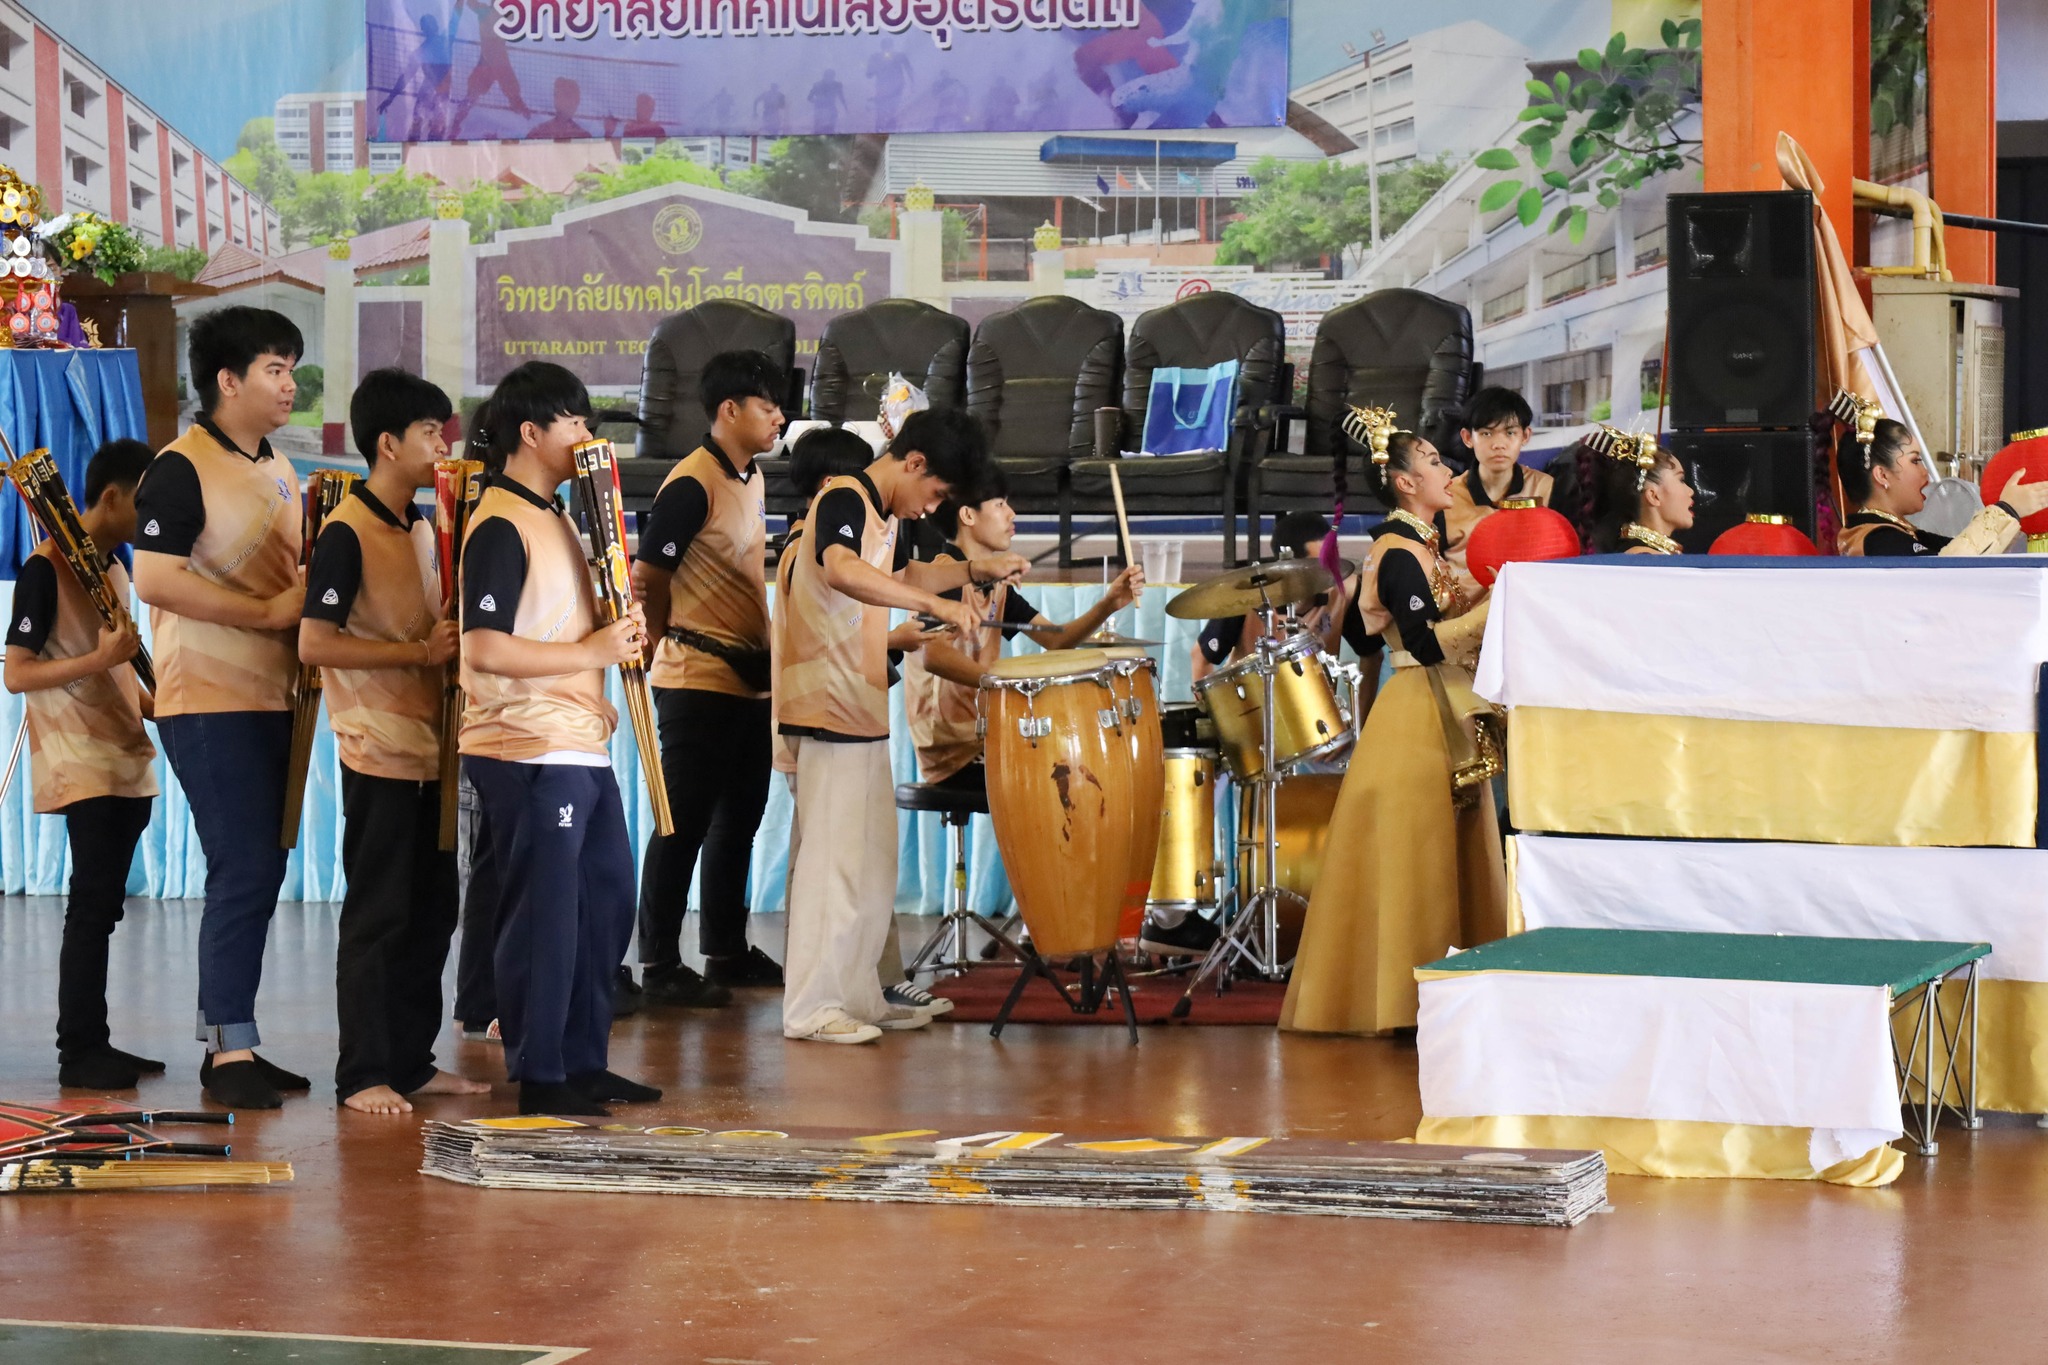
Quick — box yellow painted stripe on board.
[854,1130,942,1143]
[1508,708,2037,847]
[1067,1139,1196,1152]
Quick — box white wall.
[1999,0,2048,122]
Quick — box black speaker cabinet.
[1668,191,1817,429]
[1665,428,1818,551]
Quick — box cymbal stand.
[1172,596,1302,1017]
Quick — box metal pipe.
[1852,177,1951,280]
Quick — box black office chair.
[1070,291,1285,567]
[809,298,970,425]
[1251,290,1477,552]
[965,296,1124,520]
[628,299,801,515]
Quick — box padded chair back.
[1305,290,1475,463]
[1122,291,1285,452]
[966,296,1124,462]
[809,298,970,425]
[637,300,797,459]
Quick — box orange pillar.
[1701,0,1857,238]
[1929,0,1997,284]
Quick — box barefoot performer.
[299,369,489,1115]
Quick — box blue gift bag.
[1139,359,1239,457]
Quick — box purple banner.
[368,0,1289,142]
[473,186,898,391]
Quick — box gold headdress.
[1827,389,1885,468]
[1585,424,1660,490]
[1340,405,1402,465]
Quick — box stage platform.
[3,895,2046,1360]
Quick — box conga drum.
[1148,748,1219,915]
[1101,647,1164,940]
[979,650,1135,956]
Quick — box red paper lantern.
[1982,429,2048,535]
[1466,498,1582,586]
[1710,514,1819,556]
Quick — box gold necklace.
[1622,523,1682,555]
[1385,509,1462,613]
[1860,508,1920,536]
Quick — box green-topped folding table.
[1414,928,1988,1185]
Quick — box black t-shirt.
[5,554,59,653]
[1375,525,1445,667]
[812,481,913,572]
[461,479,559,635]
[634,472,711,573]
[303,485,420,626]
[132,452,208,558]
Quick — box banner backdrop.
[474,184,901,390]
[366,0,1291,142]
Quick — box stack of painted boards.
[420,1117,1608,1226]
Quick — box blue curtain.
[0,574,1364,915]
[0,350,149,579]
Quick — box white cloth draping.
[1512,835,2048,983]
[1416,969,1904,1171]
[1475,561,2048,733]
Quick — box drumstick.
[1108,464,1135,577]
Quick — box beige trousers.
[781,738,901,1037]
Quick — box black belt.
[666,627,771,692]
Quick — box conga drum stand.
[989,949,1141,1046]
[1173,617,1304,1019]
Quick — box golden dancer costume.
[1282,428,1506,1035]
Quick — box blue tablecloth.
[0,349,148,579]
[0,578,1366,916]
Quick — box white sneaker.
[791,1015,882,1045]
[874,1005,931,1031]
[885,980,955,1018]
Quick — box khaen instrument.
[569,438,674,837]
[432,458,484,850]
[281,469,357,848]
[0,439,154,693]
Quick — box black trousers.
[464,756,635,1084]
[636,687,772,967]
[453,774,502,1028]
[56,794,154,1061]
[335,767,459,1099]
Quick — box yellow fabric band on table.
[1507,707,2037,847]
[1415,1115,1904,1186]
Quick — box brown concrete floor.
[4,896,2047,1363]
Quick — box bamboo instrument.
[568,438,673,837]
[0,1159,292,1192]
[1107,462,1137,581]
[0,440,155,693]
[280,469,358,848]
[432,458,484,850]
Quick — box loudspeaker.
[1668,191,1817,430]
[1665,428,1818,551]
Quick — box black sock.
[204,1059,282,1110]
[58,1048,142,1091]
[519,1080,610,1117]
[107,1045,166,1074]
[569,1069,662,1104]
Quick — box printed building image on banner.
[473,183,902,390]
[367,0,1290,142]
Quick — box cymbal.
[1165,558,1336,620]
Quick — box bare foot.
[407,1069,492,1097]
[342,1085,414,1115]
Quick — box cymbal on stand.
[1166,558,1336,620]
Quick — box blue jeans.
[463,756,635,1084]
[157,710,294,1052]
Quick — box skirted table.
[1415,928,1989,1187]
[1478,556,2048,1113]
[0,348,147,579]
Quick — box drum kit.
[975,553,1357,1030]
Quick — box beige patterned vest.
[775,475,897,741]
[19,544,158,813]
[646,445,769,698]
[458,482,616,760]
[147,424,302,716]
[320,489,443,781]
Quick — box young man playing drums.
[774,409,1024,1045]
